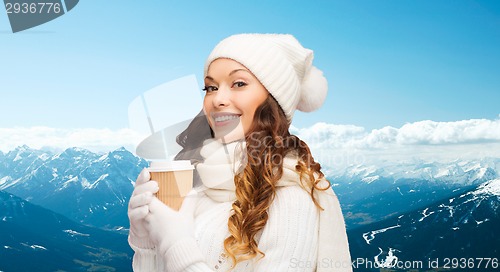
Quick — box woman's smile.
[212,112,241,126]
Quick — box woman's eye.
[233,81,247,88]
[202,86,218,92]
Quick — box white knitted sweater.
[130,139,352,271]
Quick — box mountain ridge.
[348,178,500,271]
[1,145,499,271]
[0,145,148,231]
[0,190,132,272]
[1,145,498,231]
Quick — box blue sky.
[0,0,499,156]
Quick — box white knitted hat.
[204,33,328,122]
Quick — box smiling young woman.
[202,58,269,143]
[127,33,352,272]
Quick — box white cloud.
[294,118,500,149]
[0,127,146,154]
[294,118,500,167]
[396,119,500,145]
[1,118,499,167]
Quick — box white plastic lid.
[148,160,194,172]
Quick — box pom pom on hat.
[297,66,328,112]
[204,33,328,122]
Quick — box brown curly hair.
[223,95,331,267]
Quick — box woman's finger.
[134,168,151,186]
[128,205,149,221]
[132,180,159,196]
[129,191,153,209]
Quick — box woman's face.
[203,58,269,142]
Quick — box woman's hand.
[128,168,159,249]
[144,189,198,255]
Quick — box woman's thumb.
[179,189,198,214]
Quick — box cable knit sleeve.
[253,185,320,271]
[128,238,157,271]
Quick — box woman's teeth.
[215,115,239,122]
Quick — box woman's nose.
[212,86,231,107]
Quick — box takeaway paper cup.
[148,160,194,211]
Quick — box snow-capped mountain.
[0,190,132,272]
[347,178,500,271]
[1,145,498,232]
[1,145,499,271]
[0,146,147,231]
[329,158,499,228]
[330,157,499,186]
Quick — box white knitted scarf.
[196,139,352,272]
